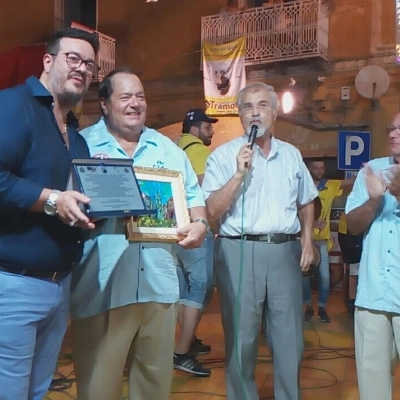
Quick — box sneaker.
[318,307,331,323]
[304,306,314,322]
[173,353,211,377]
[189,337,211,355]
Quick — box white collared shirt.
[202,135,317,236]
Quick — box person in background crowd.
[173,108,218,377]
[303,159,354,323]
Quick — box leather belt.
[219,233,297,244]
[0,266,72,281]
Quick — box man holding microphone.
[202,82,317,400]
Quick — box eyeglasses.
[385,125,400,134]
[50,52,100,76]
[240,101,273,113]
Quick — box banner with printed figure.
[202,37,246,115]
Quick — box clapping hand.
[364,164,386,201]
[386,165,400,201]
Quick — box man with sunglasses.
[0,28,99,400]
[346,114,400,400]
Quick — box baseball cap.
[182,109,219,133]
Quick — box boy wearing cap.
[173,109,218,376]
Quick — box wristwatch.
[194,218,211,233]
[43,190,61,216]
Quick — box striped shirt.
[202,135,317,236]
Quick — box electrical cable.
[48,371,75,393]
[49,198,355,399]
[51,325,355,397]
[232,168,250,400]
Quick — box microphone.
[244,125,258,169]
[248,125,258,150]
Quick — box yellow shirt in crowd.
[176,134,211,175]
[314,179,342,241]
[338,211,347,235]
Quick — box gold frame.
[126,167,190,242]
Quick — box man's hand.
[365,164,386,201]
[313,220,326,230]
[56,191,95,229]
[176,221,207,248]
[387,165,400,201]
[236,143,253,176]
[300,240,314,272]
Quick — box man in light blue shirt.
[203,82,317,400]
[346,112,400,400]
[69,67,208,400]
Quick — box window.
[55,0,97,30]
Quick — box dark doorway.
[64,0,97,30]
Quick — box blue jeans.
[303,240,330,308]
[175,232,214,310]
[0,271,70,400]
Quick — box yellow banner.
[202,38,246,115]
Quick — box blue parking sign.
[337,131,370,170]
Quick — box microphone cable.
[232,167,250,400]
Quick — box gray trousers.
[215,237,304,400]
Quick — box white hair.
[237,82,279,110]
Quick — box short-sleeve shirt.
[202,135,318,236]
[346,157,400,313]
[177,134,211,175]
[338,212,347,234]
[70,119,205,320]
[313,179,342,241]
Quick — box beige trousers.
[71,302,177,400]
[355,307,400,400]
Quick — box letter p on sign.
[338,131,370,170]
[345,136,364,165]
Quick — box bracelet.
[193,218,210,231]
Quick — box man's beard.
[48,70,86,107]
[199,133,212,146]
[57,89,84,106]
[246,124,266,138]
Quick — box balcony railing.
[201,0,329,66]
[94,31,116,81]
[70,22,115,82]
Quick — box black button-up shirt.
[0,76,90,271]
